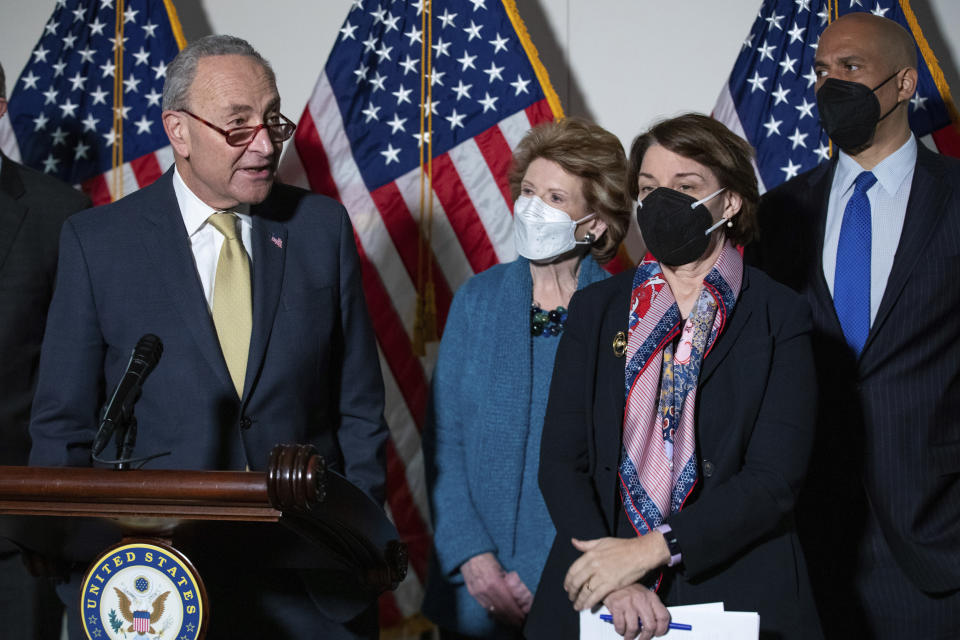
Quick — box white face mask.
[513,195,596,261]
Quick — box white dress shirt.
[172,167,253,312]
[822,135,916,325]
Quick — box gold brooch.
[612,331,627,357]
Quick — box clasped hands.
[461,552,533,627]
[563,534,672,639]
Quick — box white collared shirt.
[172,167,254,312]
[822,135,916,325]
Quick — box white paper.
[580,602,759,640]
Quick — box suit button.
[702,459,715,478]
[240,417,253,430]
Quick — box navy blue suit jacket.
[747,143,960,595]
[28,170,387,503]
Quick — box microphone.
[92,334,163,457]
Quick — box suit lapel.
[0,157,27,273]
[139,173,236,395]
[862,145,947,357]
[805,160,846,340]
[243,210,287,402]
[595,276,632,477]
[699,272,754,386]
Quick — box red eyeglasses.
[180,110,297,147]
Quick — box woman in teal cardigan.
[423,118,632,638]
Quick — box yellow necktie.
[207,212,252,397]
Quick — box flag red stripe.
[354,234,429,429]
[525,98,555,128]
[378,591,404,627]
[932,124,960,159]
[368,181,453,331]
[131,153,163,188]
[386,439,430,581]
[293,110,343,199]
[430,153,500,274]
[81,174,111,206]
[473,126,515,210]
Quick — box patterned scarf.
[619,241,743,535]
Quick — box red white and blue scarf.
[619,241,743,535]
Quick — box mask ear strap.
[703,217,727,236]
[691,187,725,208]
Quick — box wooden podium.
[0,444,407,639]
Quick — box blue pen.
[598,614,692,631]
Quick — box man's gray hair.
[0,62,6,101]
[161,35,275,111]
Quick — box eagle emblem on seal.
[114,588,170,636]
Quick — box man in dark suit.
[28,36,387,638]
[748,13,960,638]
[0,62,92,640]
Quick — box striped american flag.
[0,0,185,204]
[714,0,960,194]
[278,0,562,625]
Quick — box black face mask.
[816,71,903,152]
[636,187,725,267]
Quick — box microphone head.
[132,334,163,371]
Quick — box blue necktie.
[834,171,877,355]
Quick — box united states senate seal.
[80,540,207,640]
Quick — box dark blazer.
[747,144,960,596]
[0,153,90,465]
[526,266,822,640]
[28,170,387,622]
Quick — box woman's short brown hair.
[509,117,630,265]
[627,113,759,246]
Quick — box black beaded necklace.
[530,303,567,337]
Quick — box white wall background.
[2,0,958,153]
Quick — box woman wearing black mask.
[526,114,823,640]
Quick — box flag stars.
[910,93,928,111]
[400,55,418,75]
[849,0,864,7]
[788,127,808,149]
[817,7,830,26]
[489,33,509,54]
[445,108,466,130]
[134,115,153,134]
[387,113,407,134]
[412,131,431,147]
[89,18,106,36]
[91,86,110,105]
[33,112,50,132]
[510,74,530,95]
[795,97,815,119]
[771,84,790,106]
[124,6,138,23]
[778,53,797,76]
[764,12,784,31]
[78,46,96,63]
[787,23,805,44]
[478,92,498,112]
[21,71,40,90]
[340,22,357,40]
[100,60,116,78]
[68,72,87,92]
[814,141,831,162]
[757,41,776,63]
[353,63,369,83]
[52,59,68,77]
[871,3,889,17]
[362,35,377,53]
[380,143,401,165]
[370,6,387,24]
[457,51,477,71]
[468,0,487,10]
[142,21,158,39]
[484,61,505,82]
[100,0,112,8]
[62,33,77,50]
[42,153,60,174]
[33,45,50,63]
[115,105,131,120]
[42,87,59,105]
[108,35,130,50]
[433,37,452,58]
[463,20,482,41]
[74,140,91,160]
[781,159,802,180]
[405,26,422,46]
[437,8,458,28]
[803,67,818,89]
[392,84,412,104]
[382,13,401,32]
[82,113,100,132]
[420,99,439,116]
[103,128,118,148]
[59,99,79,118]
[369,71,387,92]
[795,0,811,9]
[72,6,86,21]
[747,70,767,93]
[763,114,782,137]
[361,101,381,122]
[375,44,393,62]
[51,127,69,146]
[144,88,162,107]
[124,74,142,94]
[45,19,59,36]
[742,32,755,50]
[453,80,472,100]
[133,46,151,65]
[152,60,168,80]
[430,69,446,86]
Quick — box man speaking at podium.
[28,35,388,639]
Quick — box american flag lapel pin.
[271,235,283,249]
